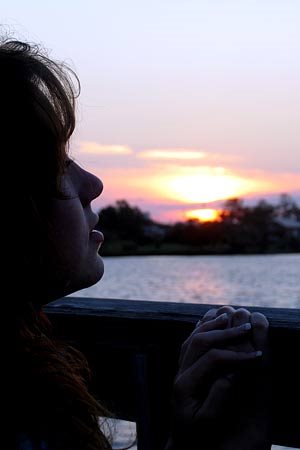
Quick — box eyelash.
[65,158,74,167]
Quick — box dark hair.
[2,40,112,449]
[1,39,77,303]
[16,307,112,450]
[0,39,75,196]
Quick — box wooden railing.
[44,298,300,450]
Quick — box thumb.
[197,374,236,421]
[250,312,270,357]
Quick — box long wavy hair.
[1,39,112,449]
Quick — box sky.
[2,0,300,222]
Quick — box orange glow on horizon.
[84,160,300,221]
[186,209,221,222]
[138,149,206,160]
[163,168,260,203]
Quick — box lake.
[73,253,300,308]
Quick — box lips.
[90,213,100,232]
[90,229,104,243]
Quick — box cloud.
[79,141,133,155]
[138,148,206,160]
[86,159,300,223]
[76,142,299,221]
[137,148,245,169]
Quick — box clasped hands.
[166,306,272,450]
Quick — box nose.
[90,174,103,201]
[80,171,103,207]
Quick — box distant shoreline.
[98,197,300,258]
[101,247,300,257]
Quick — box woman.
[5,39,111,450]
[3,39,270,449]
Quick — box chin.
[50,257,105,299]
[76,256,105,292]
[87,257,105,287]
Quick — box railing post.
[134,353,153,450]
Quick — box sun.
[186,209,221,222]
[163,168,257,203]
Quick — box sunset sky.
[3,0,300,222]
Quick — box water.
[73,254,300,308]
[106,420,295,450]
[75,254,299,450]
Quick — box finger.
[179,323,253,373]
[201,308,218,323]
[251,312,269,354]
[249,313,272,403]
[177,348,262,393]
[178,338,189,367]
[178,339,190,368]
[215,306,236,327]
[179,313,229,367]
[197,313,229,332]
[231,308,251,327]
[196,323,253,346]
[201,305,236,326]
[231,308,253,352]
[197,375,235,421]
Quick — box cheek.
[50,200,89,265]
[61,222,88,264]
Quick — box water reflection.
[106,419,292,450]
[74,254,300,308]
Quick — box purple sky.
[3,0,299,221]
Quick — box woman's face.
[45,160,104,300]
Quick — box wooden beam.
[45,297,300,449]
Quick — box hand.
[166,311,264,450]
[216,307,272,450]
[201,307,272,449]
[166,307,272,450]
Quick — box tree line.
[96,194,300,255]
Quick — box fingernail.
[218,313,228,321]
[240,323,251,331]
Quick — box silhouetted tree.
[243,200,275,251]
[96,195,300,255]
[276,193,300,218]
[221,198,246,224]
[98,200,152,245]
